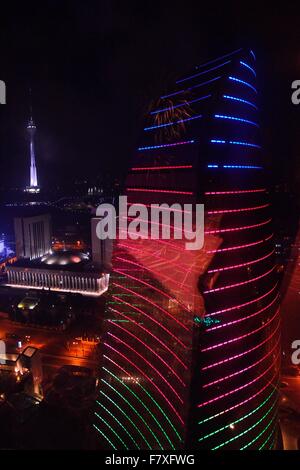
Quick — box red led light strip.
[104,342,184,425]
[206,282,278,317]
[205,218,271,234]
[204,265,275,294]
[198,370,279,426]
[207,249,275,273]
[114,263,190,313]
[206,233,273,253]
[201,307,279,352]
[203,335,280,388]
[198,339,280,408]
[201,315,280,371]
[113,282,189,348]
[205,188,266,195]
[103,353,182,441]
[108,308,186,383]
[207,203,269,215]
[109,304,187,370]
[126,202,192,214]
[206,292,279,331]
[127,188,194,195]
[131,165,193,171]
[114,280,189,332]
[107,330,184,402]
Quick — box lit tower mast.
[26,97,40,193]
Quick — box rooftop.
[8,250,104,274]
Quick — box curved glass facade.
[93,48,280,450]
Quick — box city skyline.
[0,0,300,457]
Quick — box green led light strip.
[96,400,139,449]
[98,392,148,449]
[240,404,278,450]
[104,354,182,442]
[101,378,153,449]
[268,436,276,450]
[199,384,277,443]
[259,423,276,450]
[103,367,170,449]
[137,379,182,443]
[95,411,129,449]
[93,424,117,450]
[213,396,277,450]
[198,374,276,427]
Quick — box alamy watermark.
[0,340,6,364]
[95,196,204,250]
[0,80,6,104]
[291,80,300,105]
[291,339,300,365]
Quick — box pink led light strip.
[205,218,271,235]
[205,188,266,195]
[126,202,192,214]
[107,318,185,386]
[107,331,184,402]
[127,188,193,195]
[206,292,279,331]
[203,335,280,388]
[113,283,188,348]
[114,263,191,313]
[201,315,280,370]
[198,370,279,426]
[207,249,275,273]
[131,165,193,171]
[104,342,184,425]
[206,233,273,254]
[109,304,187,370]
[114,251,199,292]
[207,203,269,215]
[197,343,280,408]
[204,265,275,294]
[114,280,189,332]
[124,215,194,236]
[206,282,278,317]
[201,306,279,352]
[103,353,182,440]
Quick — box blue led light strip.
[214,114,258,128]
[240,61,256,77]
[211,139,261,148]
[138,140,195,151]
[161,76,221,100]
[188,75,221,91]
[160,75,221,100]
[207,164,262,170]
[150,94,211,114]
[176,60,231,84]
[250,50,256,60]
[144,114,202,131]
[184,48,243,72]
[223,94,258,110]
[229,76,257,94]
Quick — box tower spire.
[25,89,40,193]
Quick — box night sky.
[0,1,299,193]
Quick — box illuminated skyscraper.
[94,48,280,450]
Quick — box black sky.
[0,1,300,192]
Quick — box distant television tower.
[25,91,40,193]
